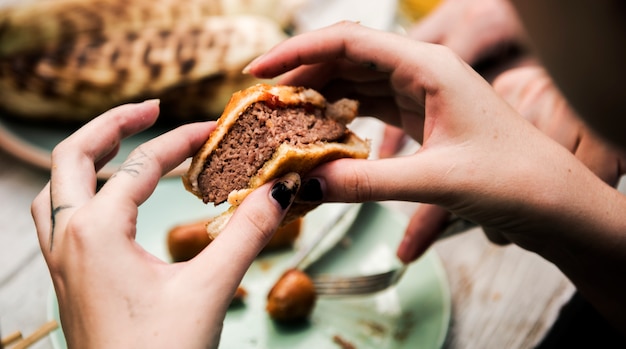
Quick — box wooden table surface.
[0,130,580,348]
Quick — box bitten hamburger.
[183,83,370,239]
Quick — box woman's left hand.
[31,101,298,348]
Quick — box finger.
[94,121,216,239]
[575,130,623,187]
[47,101,160,249]
[31,183,53,254]
[188,173,300,286]
[94,143,121,173]
[310,81,405,127]
[82,122,215,250]
[246,21,475,132]
[409,0,491,64]
[50,121,216,258]
[379,125,408,158]
[397,204,451,263]
[440,25,488,65]
[278,60,391,89]
[438,0,525,65]
[247,21,420,79]
[246,22,474,133]
[298,154,450,204]
[406,0,455,43]
[277,62,336,90]
[442,12,516,65]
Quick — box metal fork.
[310,265,409,296]
[307,215,478,297]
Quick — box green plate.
[48,178,450,349]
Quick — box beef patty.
[197,99,354,204]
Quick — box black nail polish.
[298,178,323,202]
[271,173,300,209]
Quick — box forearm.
[531,172,626,334]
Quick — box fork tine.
[304,217,476,297]
[310,265,408,296]
[312,273,397,296]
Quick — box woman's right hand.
[246,21,622,255]
[246,22,626,331]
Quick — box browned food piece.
[231,286,248,306]
[183,84,370,239]
[195,100,348,205]
[263,218,302,251]
[167,219,212,262]
[266,269,317,322]
[332,335,356,349]
[167,217,303,262]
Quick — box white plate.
[48,178,450,349]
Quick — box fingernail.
[397,234,423,263]
[297,178,323,203]
[143,99,160,106]
[241,63,252,75]
[396,237,413,263]
[242,54,264,75]
[271,173,301,209]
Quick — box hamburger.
[183,83,370,239]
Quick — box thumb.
[297,153,450,205]
[192,172,301,278]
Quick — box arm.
[245,21,626,333]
